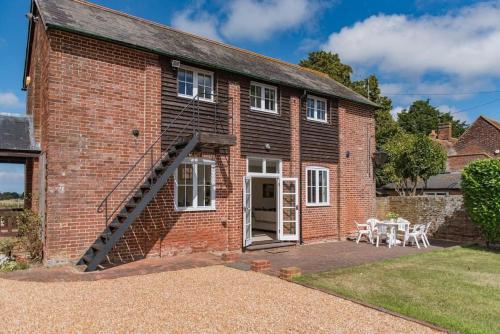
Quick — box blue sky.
[1,0,500,192]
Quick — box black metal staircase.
[78,94,234,272]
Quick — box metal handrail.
[97,93,233,228]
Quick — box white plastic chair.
[375,222,395,248]
[396,218,410,247]
[355,221,373,244]
[406,224,426,249]
[421,222,432,247]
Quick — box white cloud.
[438,104,470,123]
[322,2,500,78]
[171,7,222,41]
[0,92,23,108]
[221,0,323,41]
[390,106,405,120]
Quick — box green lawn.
[295,246,500,334]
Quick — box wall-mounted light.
[25,76,32,87]
[171,59,181,70]
[264,143,271,151]
[132,129,140,137]
[345,151,350,158]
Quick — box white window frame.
[246,157,282,176]
[306,166,330,206]
[177,65,214,102]
[174,158,216,211]
[306,95,328,123]
[250,81,278,114]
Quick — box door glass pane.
[244,178,251,241]
[248,158,263,173]
[281,179,297,237]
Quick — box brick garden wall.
[377,196,483,242]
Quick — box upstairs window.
[306,167,329,206]
[177,67,214,102]
[250,82,278,113]
[307,96,327,122]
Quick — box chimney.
[437,123,452,140]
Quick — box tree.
[398,100,468,137]
[461,159,500,248]
[382,133,447,196]
[299,51,354,89]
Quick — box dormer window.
[307,96,327,123]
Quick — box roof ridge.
[479,115,500,130]
[71,0,329,79]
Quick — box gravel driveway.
[0,266,439,333]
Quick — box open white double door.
[243,176,299,247]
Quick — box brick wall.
[454,117,500,156]
[29,24,376,264]
[338,100,376,237]
[448,153,492,172]
[377,196,483,242]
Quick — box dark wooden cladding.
[240,80,291,160]
[160,57,230,151]
[301,96,339,162]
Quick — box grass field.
[295,246,500,334]
[0,199,24,209]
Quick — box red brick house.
[382,116,499,196]
[22,0,377,271]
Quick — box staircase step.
[125,202,137,211]
[140,181,151,190]
[133,190,143,199]
[91,240,105,251]
[154,165,165,174]
[109,221,122,230]
[82,254,94,264]
[175,141,188,150]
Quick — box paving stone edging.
[291,280,456,334]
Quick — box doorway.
[251,177,278,244]
[243,157,299,248]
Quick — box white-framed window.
[306,95,327,122]
[424,191,449,197]
[175,158,216,211]
[177,66,214,102]
[247,157,281,175]
[306,167,329,206]
[250,82,278,114]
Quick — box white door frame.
[279,177,299,241]
[243,176,252,247]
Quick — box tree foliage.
[382,133,447,196]
[398,100,468,137]
[299,51,353,88]
[461,159,500,247]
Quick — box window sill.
[305,203,330,207]
[177,94,215,104]
[250,107,279,115]
[306,117,328,124]
[175,206,216,212]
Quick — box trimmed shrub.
[17,210,43,261]
[461,159,500,247]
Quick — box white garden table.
[376,220,410,247]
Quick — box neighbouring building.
[19,0,378,270]
[381,116,499,196]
